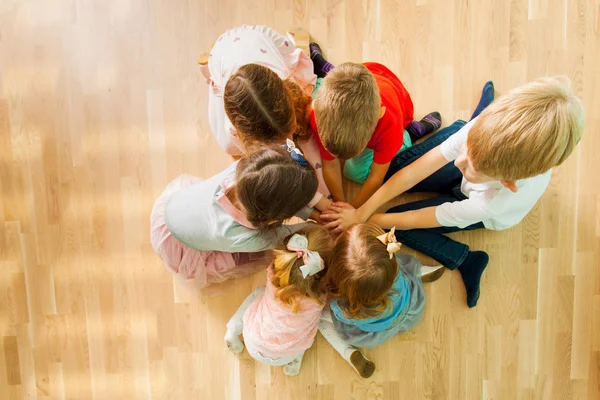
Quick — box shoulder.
[362,62,396,78]
[439,119,475,161]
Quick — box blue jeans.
[384,120,485,269]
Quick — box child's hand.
[320,202,363,234]
[309,209,328,226]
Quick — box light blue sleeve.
[230,222,313,252]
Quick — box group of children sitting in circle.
[150,25,584,378]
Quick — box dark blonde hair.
[468,76,584,180]
[231,146,318,230]
[271,225,333,312]
[325,223,398,319]
[313,63,380,159]
[224,64,312,147]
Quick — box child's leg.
[283,353,305,376]
[384,120,467,191]
[318,311,376,378]
[405,111,443,142]
[386,196,487,308]
[309,42,335,78]
[199,64,211,83]
[470,81,495,121]
[224,287,265,353]
[311,77,324,99]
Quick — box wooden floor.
[1,0,599,399]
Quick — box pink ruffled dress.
[150,166,309,288]
[242,267,326,363]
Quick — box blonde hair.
[468,76,584,180]
[325,223,398,320]
[271,225,333,312]
[313,63,380,159]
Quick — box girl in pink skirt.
[150,146,320,288]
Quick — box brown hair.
[313,63,380,159]
[285,79,313,142]
[232,145,318,230]
[271,225,333,312]
[468,76,584,180]
[325,223,398,319]
[224,64,312,147]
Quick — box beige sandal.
[349,350,376,378]
[421,265,445,283]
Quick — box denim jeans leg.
[384,119,467,182]
[386,196,485,269]
[384,121,467,193]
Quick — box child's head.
[326,223,400,319]
[224,64,312,146]
[313,62,381,159]
[271,225,334,311]
[456,76,584,187]
[233,145,318,230]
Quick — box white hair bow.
[285,138,304,157]
[284,139,310,167]
[376,227,402,259]
[286,234,324,278]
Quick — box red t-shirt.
[310,62,414,164]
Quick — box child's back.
[150,146,318,287]
[324,224,426,348]
[225,226,333,376]
[242,264,325,361]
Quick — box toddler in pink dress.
[224,225,331,376]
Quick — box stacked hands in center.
[151,24,584,377]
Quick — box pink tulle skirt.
[150,174,268,288]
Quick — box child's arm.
[322,158,346,202]
[368,207,440,229]
[248,222,314,252]
[369,195,490,230]
[314,195,332,212]
[323,146,448,231]
[350,161,389,208]
[308,209,321,222]
[359,146,448,219]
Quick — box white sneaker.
[224,330,244,354]
[283,354,304,376]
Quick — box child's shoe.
[224,330,244,354]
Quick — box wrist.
[356,208,368,223]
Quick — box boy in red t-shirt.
[309,46,441,207]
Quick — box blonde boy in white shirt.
[323,77,584,307]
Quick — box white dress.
[207,24,317,156]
